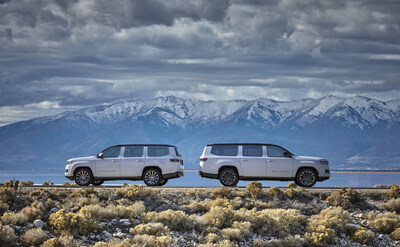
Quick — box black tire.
[159,179,168,186]
[143,168,162,186]
[219,168,239,187]
[296,168,317,187]
[92,179,104,186]
[74,168,93,186]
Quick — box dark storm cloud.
[0,0,400,125]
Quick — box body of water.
[0,171,399,187]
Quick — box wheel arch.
[142,166,162,178]
[218,165,239,177]
[73,166,94,178]
[295,166,319,179]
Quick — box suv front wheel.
[74,168,93,186]
[219,168,239,187]
[296,168,317,187]
[143,168,162,186]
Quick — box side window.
[210,145,238,156]
[102,146,121,158]
[124,146,143,157]
[148,146,170,157]
[267,145,287,157]
[243,145,263,157]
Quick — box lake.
[0,171,399,187]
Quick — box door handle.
[112,160,118,163]
[267,160,274,162]
[241,159,248,162]
[136,160,143,162]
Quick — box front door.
[240,145,266,177]
[120,146,145,177]
[266,145,294,178]
[96,146,121,177]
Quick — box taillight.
[170,159,180,162]
[200,158,208,161]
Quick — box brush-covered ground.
[0,180,400,247]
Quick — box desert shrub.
[20,201,45,221]
[0,221,16,245]
[70,187,97,198]
[49,209,96,236]
[1,211,29,225]
[62,195,99,212]
[115,184,159,199]
[41,238,65,247]
[285,189,296,198]
[130,223,170,236]
[42,181,54,186]
[268,187,283,198]
[389,184,400,199]
[326,187,361,208]
[265,235,307,247]
[391,228,400,240]
[186,188,208,200]
[206,233,219,243]
[199,240,238,247]
[246,182,262,200]
[20,228,48,246]
[287,182,297,188]
[305,225,335,247]
[204,206,236,228]
[368,211,400,234]
[250,239,267,247]
[20,180,34,186]
[0,187,16,203]
[385,198,400,213]
[212,187,233,198]
[131,235,173,247]
[79,203,146,220]
[0,201,8,215]
[221,221,252,241]
[145,209,203,232]
[259,209,306,237]
[373,184,389,188]
[352,229,374,244]
[184,198,243,213]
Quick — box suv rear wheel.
[143,168,162,186]
[74,168,93,186]
[219,168,239,187]
[296,168,317,187]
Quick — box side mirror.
[97,153,103,159]
[283,152,292,158]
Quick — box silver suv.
[65,144,184,186]
[199,143,330,187]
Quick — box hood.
[68,156,97,162]
[293,155,326,161]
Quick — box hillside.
[0,95,399,172]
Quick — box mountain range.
[1,95,400,172]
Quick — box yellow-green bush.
[265,235,307,247]
[212,187,233,198]
[206,233,219,243]
[287,182,297,188]
[20,180,34,187]
[204,206,236,228]
[115,184,159,199]
[49,209,96,236]
[20,228,48,246]
[221,221,252,241]
[130,223,170,236]
[0,221,16,245]
[352,229,374,244]
[385,198,400,213]
[305,225,335,247]
[146,209,204,232]
[40,238,65,247]
[250,239,266,247]
[199,240,238,247]
[130,235,173,247]
[186,188,208,199]
[326,187,360,208]
[373,184,389,188]
[368,211,400,234]
[20,201,45,222]
[1,211,28,225]
[389,184,400,199]
[268,187,283,198]
[246,182,262,200]
[391,228,400,240]
[0,187,16,203]
[79,203,146,219]
[0,201,8,215]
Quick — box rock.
[26,223,34,229]
[111,219,118,224]
[50,208,59,213]
[33,219,44,228]
[103,231,112,239]
[113,232,125,238]
[90,234,96,240]
[120,219,131,226]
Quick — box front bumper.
[163,171,184,180]
[65,175,73,180]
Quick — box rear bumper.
[65,176,73,180]
[163,171,184,180]
[199,171,218,179]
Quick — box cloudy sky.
[0,0,400,126]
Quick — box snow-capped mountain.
[0,95,399,171]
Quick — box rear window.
[243,145,263,157]
[210,145,238,156]
[148,146,170,157]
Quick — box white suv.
[65,144,184,186]
[199,143,330,187]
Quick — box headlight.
[319,160,329,165]
[67,160,73,165]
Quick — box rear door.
[265,145,294,178]
[240,145,266,177]
[120,145,145,177]
[95,146,121,177]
